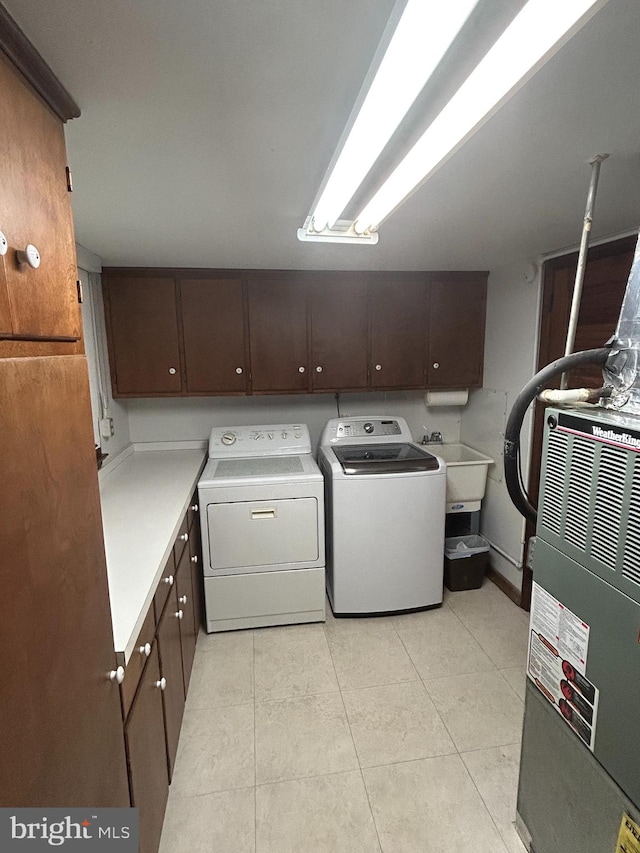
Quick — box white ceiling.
[6,0,640,270]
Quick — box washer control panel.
[324,418,407,444]
[208,424,310,457]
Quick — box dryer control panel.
[208,424,311,458]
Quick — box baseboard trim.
[487,563,523,608]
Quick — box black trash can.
[444,534,489,591]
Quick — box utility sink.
[432,443,494,512]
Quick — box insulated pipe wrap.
[504,347,611,524]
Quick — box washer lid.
[333,443,440,475]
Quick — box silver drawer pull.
[251,508,277,519]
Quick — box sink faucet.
[422,431,443,445]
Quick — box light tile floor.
[160,580,529,853]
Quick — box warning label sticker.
[616,814,640,853]
[527,582,599,750]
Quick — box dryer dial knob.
[221,433,236,445]
[364,422,374,433]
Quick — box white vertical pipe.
[560,153,609,389]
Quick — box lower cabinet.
[122,502,203,853]
[187,492,204,639]
[176,545,197,697]
[156,584,186,779]
[124,645,169,853]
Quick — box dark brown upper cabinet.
[427,273,487,388]
[0,55,81,343]
[180,277,248,394]
[102,267,487,398]
[247,275,310,393]
[104,275,182,396]
[310,273,369,391]
[369,273,428,389]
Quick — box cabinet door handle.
[155,678,167,691]
[190,503,199,512]
[16,243,41,269]
[163,574,174,586]
[375,364,382,371]
[179,595,187,605]
[433,362,440,369]
[235,367,243,374]
[298,366,306,373]
[168,367,177,375]
[191,555,198,564]
[315,366,323,373]
[109,666,125,684]
[138,642,152,658]
[175,610,184,620]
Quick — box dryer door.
[207,497,319,572]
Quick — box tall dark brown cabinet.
[0,11,129,807]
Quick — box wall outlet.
[100,417,115,438]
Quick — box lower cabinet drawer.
[124,644,169,853]
[154,555,176,624]
[176,545,197,695]
[156,585,185,779]
[173,513,190,565]
[121,605,156,719]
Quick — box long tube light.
[354,0,609,234]
[308,0,481,234]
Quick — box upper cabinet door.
[310,273,369,391]
[369,274,427,389]
[180,278,248,394]
[0,56,80,341]
[247,277,310,393]
[427,274,487,388]
[103,276,182,396]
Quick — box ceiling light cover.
[354,0,609,233]
[308,0,480,233]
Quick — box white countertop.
[100,447,206,663]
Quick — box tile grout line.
[392,620,461,757]
[324,612,385,853]
[495,666,526,708]
[448,588,531,669]
[389,599,498,681]
[459,750,513,853]
[252,630,257,853]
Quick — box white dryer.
[198,424,325,632]
[319,416,445,615]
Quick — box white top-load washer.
[198,424,325,632]
[319,416,446,615]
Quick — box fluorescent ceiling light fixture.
[297,218,378,245]
[305,0,481,236]
[354,0,608,234]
